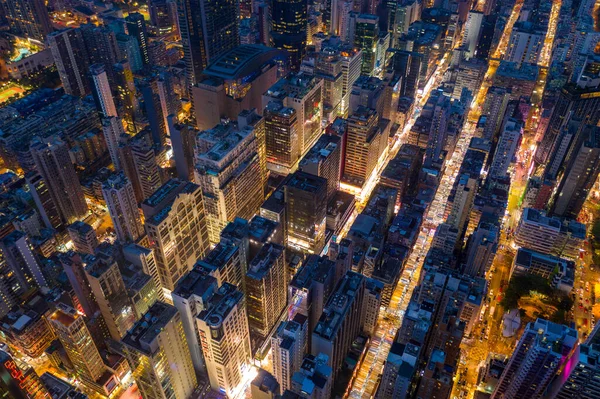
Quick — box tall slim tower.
[176,0,240,85]
[30,137,88,225]
[270,0,308,70]
[284,171,328,254]
[245,243,287,340]
[102,117,126,169]
[125,13,150,65]
[90,64,118,118]
[272,314,308,393]
[102,172,145,243]
[492,319,578,399]
[47,28,90,97]
[197,283,252,397]
[130,136,163,201]
[264,101,300,173]
[551,126,600,219]
[85,255,136,340]
[48,305,106,384]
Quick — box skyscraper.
[47,28,90,97]
[461,10,483,58]
[60,252,99,317]
[102,117,126,169]
[298,134,342,202]
[177,0,240,85]
[272,314,309,393]
[270,0,308,71]
[48,304,106,385]
[264,101,300,173]
[488,118,522,178]
[26,172,63,230]
[195,119,265,244]
[535,82,600,165]
[0,231,48,298]
[285,171,328,254]
[30,137,88,225]
[246,243,287,340]
[547,324,600,398]
[130,135,163,201]
[125,13,150,65]
[142,179,210,294]
[102,172,145,243]
[354,14,380,76]
[0,350,51,399]
[122,302,197,399]
[343,106,386,188]
[492,319,578,399]
[263,72,324,156]
[312,271,366,380]
[67,221,99,255]
[90,64,118,119]
[197,283,252,397]
[551,126,600,219]
[2,0,52,40]
[172,271,218,373]
[85,255,136,340]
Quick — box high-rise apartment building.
[246,243,287,340]
[285,171,328,254]
[290,353,333,398]
[177,0,240,86]
[547,324,600,398]
[30,137,88,225]
[270,0,308,70]
[312,271,366,379]
[102,117,126,169]
[299,134,342,202]
[535,81,600,165]
[492,319,578,399]
[197,283,252,397]
[90,64,118,119]
[505,21,544,67]
[122,302,197,399]
[60,252,99,317]
[195,119,265,244]
[67,221,99,255]
[461,10,483,58]
[142,179,209,294]
[172,271,218,373]
[48,305,106,385]
[551,126,600,218]
[0,296,55,358]
[85,254,136,340]
[2,0,52,40]
[129,134,163,201]
[0,231,47,317]
[26,172,63,230]
[192,46,284,130]
[264,101,300,173]
[102,172,145,243]
[47,28,90,97]
[343,106,386,188]
[169,119,197,182]
[354,14,380,76]
[488,118,522,178]
[272,314,309,393]
[125,13,150,65]
[480,86,511,141]
[263,72,324,157]
[463,222,499,277]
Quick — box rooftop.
[286,171,327,194]
[291,255,335,289]
[266,72,321,100]
[122,302,178,355]
[247,243,285,280]
[313,271,365,340]
[203,45,285,81]
[173,269,218,300]
[198,283,244,329]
